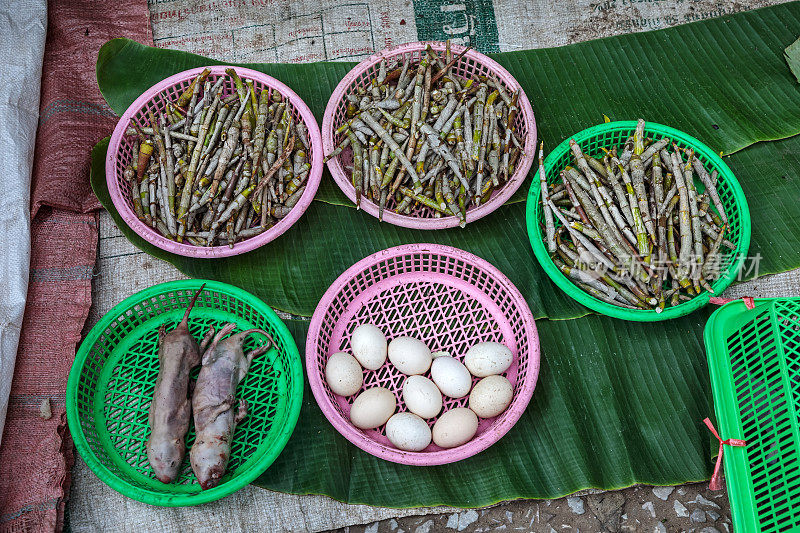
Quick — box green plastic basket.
[526,121,751,321]
[705,298,800,533]
[65,279,303,506]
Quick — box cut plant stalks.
[122,68,309,248]
[325,41,524,226]
[541,119,730,312]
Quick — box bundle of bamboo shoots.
[327,43,524,226]
[540,119,732,311]
[123,68,311,247]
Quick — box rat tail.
[180,283,206,326]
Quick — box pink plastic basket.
[322,42,537,230]
[306,243,540,465]
[107,66,323,258]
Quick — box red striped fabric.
[0,1,152,531]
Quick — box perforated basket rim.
[65,279,304,506]
[306,243,540,465]
[704,297,800,533]
[526,120,751,322]
[321,41,537,230]
[106,66,323,258]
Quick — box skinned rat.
[147,285,209,483]
[190,323,273,489]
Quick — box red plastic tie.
[703,418,746,491]
[708,296,755,309]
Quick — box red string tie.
[703,417,746,491]
[709,296,755,309]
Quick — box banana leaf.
[91,128,800,319]
[93,4,800,319]
[259,314,716,507]
[98,3,800,161]
[87,3,800,505]
[785,36,800,83]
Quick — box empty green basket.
[66,279,303,506]
[705,297,800,532]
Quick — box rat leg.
[199,395,235,422]
[245,343,271,364]
[234,399,248,424]
[199,325,215,353]
[157,324,166,351]
[201,322,237,365]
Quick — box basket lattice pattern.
[725,300,800,532]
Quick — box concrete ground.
[330,482,732,533]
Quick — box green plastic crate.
[705,298,800,532]
[66,279,303,506]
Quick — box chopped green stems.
[399,186,451,215]
[629,155,655,243]
[587,157,607,178]
[555,258,619,301]
[418,122,470,190]
[177,68,209,108]
[549,201,616,272]
[563,176,590,226]
[212,185,255,230]
[616,160,650,261]
[349,131,364,206]
[474,102,490,204]
[603,157,635,227]
[136,141,154,182]
[640,137,669,164]
[699,220,735,249]
[430,46,471,86]
[576,281,638,309]
[323,45,521,225]
[359,113,421,185]
[682,149,704,288]
[691,155,727,224]
[702,223,728,280]
[127,127,199,143]
[255,135,295,197]
[544,120,730,310]
[471,84,486,161]
[659,183,678,215]
[208,123,240,200]
[633,119,645,155]
[539,142,555,253]
[568,219,601,241]
[667,149,693,288]
[619,136,634,166]
[652,151,664,214]
[123,70,309,247]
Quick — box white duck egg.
[432,407,478,448]
[385,412,432,451]
[469,375,513,418]
[430,356,472,398]
[351,323,387,370]
[349,387,396,429]
[402,375,442,419]
[388,336,432,375]
[325,352,363,397]
[464,341,513,377]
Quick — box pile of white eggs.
[324,323,515,452]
